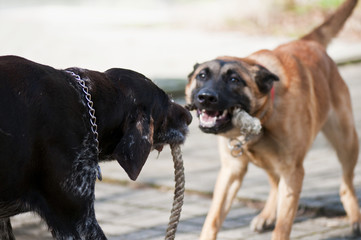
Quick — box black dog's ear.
[254,65,279,94]
[187,63,200,79]
[113,114,153,181]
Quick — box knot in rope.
[228,109,263,157]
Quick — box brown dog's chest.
[242,134,284,170]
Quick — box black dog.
[0,55,192,239]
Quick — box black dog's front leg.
[0,218,15,240]
[77,202,107,240]
[80,219,107,240]
[49,203,107,240]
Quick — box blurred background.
[1,0,360,93]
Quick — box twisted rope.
[165,144,185,240]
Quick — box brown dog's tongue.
[205,110,219,117]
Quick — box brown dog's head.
[185,57,278,135]
[99,68,192,180]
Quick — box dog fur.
[185,0,360,239]
[0,55,192,239]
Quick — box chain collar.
[228,136,249,157]
[66,70,102,181]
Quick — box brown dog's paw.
[352,221,361,236]
[250,214,276,232]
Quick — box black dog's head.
[100,68,192,180]
[185,57,278,135]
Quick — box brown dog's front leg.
[251,171,279,232]
[200,136,249,240]
[272,164,305,240]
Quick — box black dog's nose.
[184,109,193,125]
[171,103,193,126]
[197,89,218,105]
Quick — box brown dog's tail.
[301,0,358,48]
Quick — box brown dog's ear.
[254,65,279,94]
[185,63,200,104]
[113,114,153,181]
[187,63,200,79]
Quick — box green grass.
[316,0,343,9]
[288,0,343,14]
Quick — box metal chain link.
[66,70,102,180]
[228,138,245,157]
[228,135,253,158]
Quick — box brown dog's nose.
[197,89,218,106]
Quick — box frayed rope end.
[232,109,262,136]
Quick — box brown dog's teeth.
[220,110,228,119]
[199,111,217,128]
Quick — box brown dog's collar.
[270,86,275,102]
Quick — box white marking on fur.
[128,135,135,148]
[61,134,98,198]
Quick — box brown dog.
[185,0,360,239]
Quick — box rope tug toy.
[165,144,185,240]
[232,108,262,136]
[228,109,262,157]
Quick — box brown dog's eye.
[197,70,207,81]
[229,76,246,86]
[230,77,239,83]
